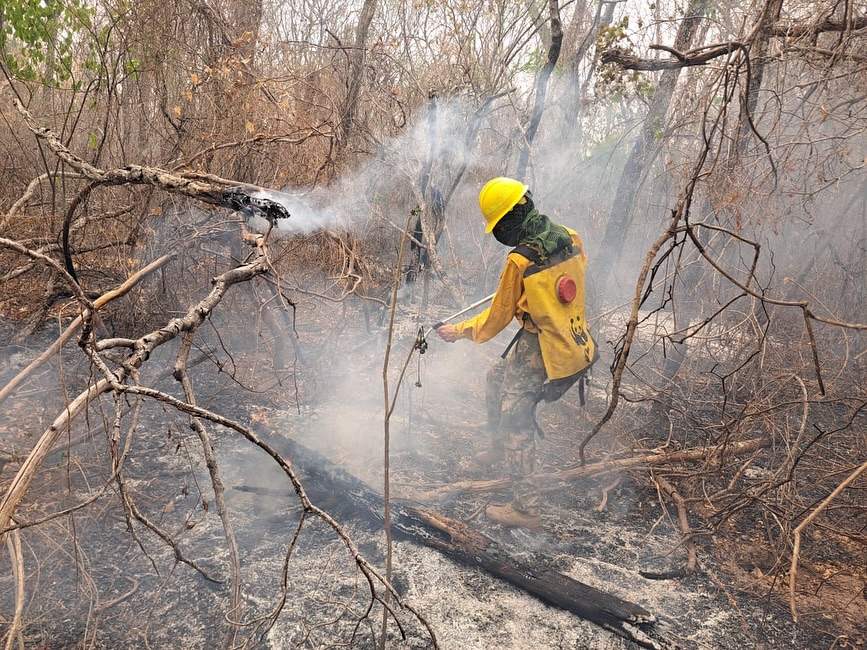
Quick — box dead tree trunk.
[337,0,379,151]
[516,0,564,179]
[597,0,710,286]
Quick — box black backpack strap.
[500,327,525,359]
[511,244,542,264]
[512,241,574,274]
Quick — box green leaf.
[0,0,95,85]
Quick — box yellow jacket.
[453,228,595,379]
[453,229,585,342]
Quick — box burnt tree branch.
[0,251,271,544]
[601,14,867,72]
[601,43,740,70]
[0,253,176,407]
[642,474,698,580]
[12,99,290,223]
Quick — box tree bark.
[338,0,379,149]
[598,0,710,285]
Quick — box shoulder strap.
[518,241,577,278]
[511,241,574,267]
[510,243,541,264]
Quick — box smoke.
[245,189,338,236]
[210,88,643,551]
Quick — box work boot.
[485,503,542,531]
[472,447,505,468]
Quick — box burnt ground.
[0,310,864,649]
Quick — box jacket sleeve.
[452,257,524,343]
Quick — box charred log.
[394,506,662,648]
[219,187,292,226]
[249,430,668,650]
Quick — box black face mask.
[492,196,534,246]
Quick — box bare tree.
[337,0,380,151]
[597,0,710,283]
[516,0,564,179]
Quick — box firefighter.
[436,177,597,531]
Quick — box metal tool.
[424,292,496,339]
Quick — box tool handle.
[424,322,443,339]
[425,292,496,340]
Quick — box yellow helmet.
[479,177,529,233]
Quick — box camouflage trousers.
[485,331,547,516]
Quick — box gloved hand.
[435,324,459,342]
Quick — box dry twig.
[789,458,867,621]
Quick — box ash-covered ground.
[0,314,858,649]
[214,320,841,650]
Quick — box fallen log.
[253,433,669,650]
[393,506,663,648]
[399,437,766,502]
